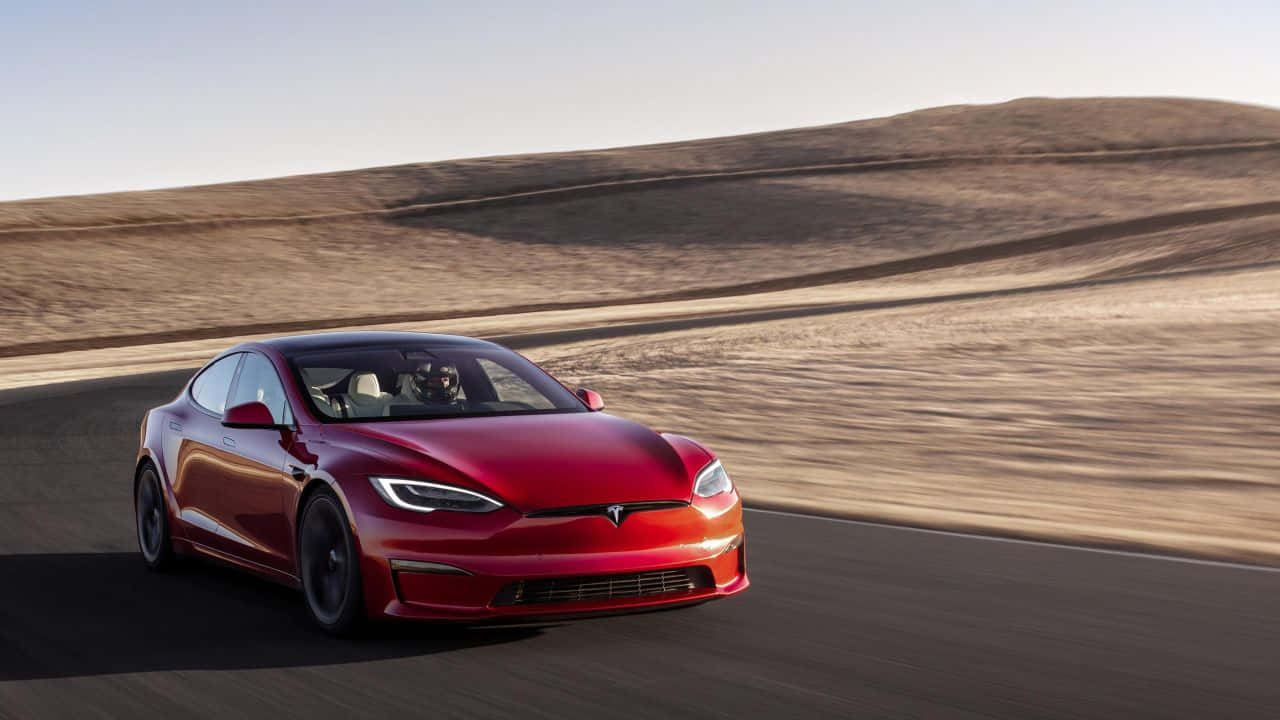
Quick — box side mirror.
[222,401,281,429]
[576,388,605,412]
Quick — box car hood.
[336,412,694,511]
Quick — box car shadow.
[0,552,543,680]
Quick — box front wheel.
[135,464,176,570]
[299,489,364,634]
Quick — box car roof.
[256,331,498,357]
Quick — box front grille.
[492,567,711,607]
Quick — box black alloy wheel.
[299,490,363,634]
[136,464,175,570]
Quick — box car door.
[213,351,298,575]
[171,353,245,552]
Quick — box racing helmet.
[411,361,460,403]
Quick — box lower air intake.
[492,567,711,607]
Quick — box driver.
[410,361,461,405]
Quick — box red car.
[134,332,748,633]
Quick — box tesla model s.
[133,331,748,633]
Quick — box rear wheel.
[135,464,176,570]
[299,489,364,634]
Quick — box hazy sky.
[3,1,1277,200]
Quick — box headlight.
[693,459,733,498]
[369,477,503,513]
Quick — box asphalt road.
[1,370,1278,719]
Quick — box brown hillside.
[3,96,1279,230]
[1,97,1279,350]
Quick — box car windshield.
[290,345,585,422]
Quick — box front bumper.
[352,491,749,621]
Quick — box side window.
[190,354,243,415]
[476,358,555,409]
[228,353,292,425]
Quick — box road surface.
[1,370,1277,718]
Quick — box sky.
[2,0,1277,201]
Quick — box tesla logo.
[605,504,625,526]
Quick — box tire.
[298,489,364,634]
[135,463,176,570]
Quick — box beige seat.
[344,372,391,417]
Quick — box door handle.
[222,436,236,448]
[168,421,183,432]
[288,465,308,482]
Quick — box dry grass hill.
[3,97,1280,352]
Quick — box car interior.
[295,348,564,420]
